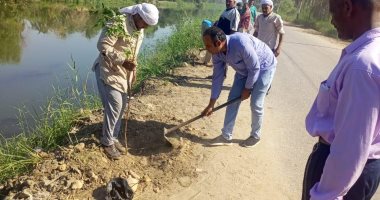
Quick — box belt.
[318,137,330,145]
[317,138,379,164]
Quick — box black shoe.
[240,136,260,148]
[103,144,121,160]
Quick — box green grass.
[313,20,336,37]
[277,0,337,38]
[136,17,205,88]
[0,12,215,185]
[0,61,101,185]
[292,16,336,37]
[157,1,223,10]
[157,0,196,9]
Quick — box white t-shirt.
[254,12,285,50]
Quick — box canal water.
[0,1,221,137]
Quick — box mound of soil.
[0,52,213,199]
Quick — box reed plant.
[136,18,204,87]
[0,14,211,185]
[0,60,100,184]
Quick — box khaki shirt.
[254,12,285,50]
[93,14,144,93]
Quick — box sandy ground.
[141,25,380,200]
[2,24,380,200]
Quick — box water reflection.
[0,2,101,64]
[0,2,221,137]
[0,7,24,64]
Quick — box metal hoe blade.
[163,97,241,146]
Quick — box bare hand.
[201,105,214,117]
[122,60,136,71]
[241,88,251,100]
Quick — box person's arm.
[231,9,240,32]
[274,33,284,57]
[274,15,285,57]
[239,41,260,100]
[133,29,144,64]
[97,28,127,70]
[202,56,226,116]
[210,57,226,100]
[129,30,144,83]
[310,69,380,200]
[253,15,259,37]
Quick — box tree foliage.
[275,0,335,36]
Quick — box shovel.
[164,97,241,146]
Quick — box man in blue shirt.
[201,26,277,147]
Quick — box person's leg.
[96,69,124,159]
[221,73,246,140]
[95,64,113,144]
[250,68,276,139]
[302,145,380,200]
[112,93,128,140]
[302,143,330,200]
[94,64,106,107]
[345,159,380,200]
[100,85,125,147]
[112,92,128,153]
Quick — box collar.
[344,27,380,54]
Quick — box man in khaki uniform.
[93,3,159,159]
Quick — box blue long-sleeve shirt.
[210,33,277,100]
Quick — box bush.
[136,18,204,87]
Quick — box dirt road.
[143,25,380,200]
[4,24,379,200]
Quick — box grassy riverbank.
[0,64,101,184]
[0,14,213,186]
[137,18,204,88]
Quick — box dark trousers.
[302,142,380,200]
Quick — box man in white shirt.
[216,0,240,35]
[254,0,284,57]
